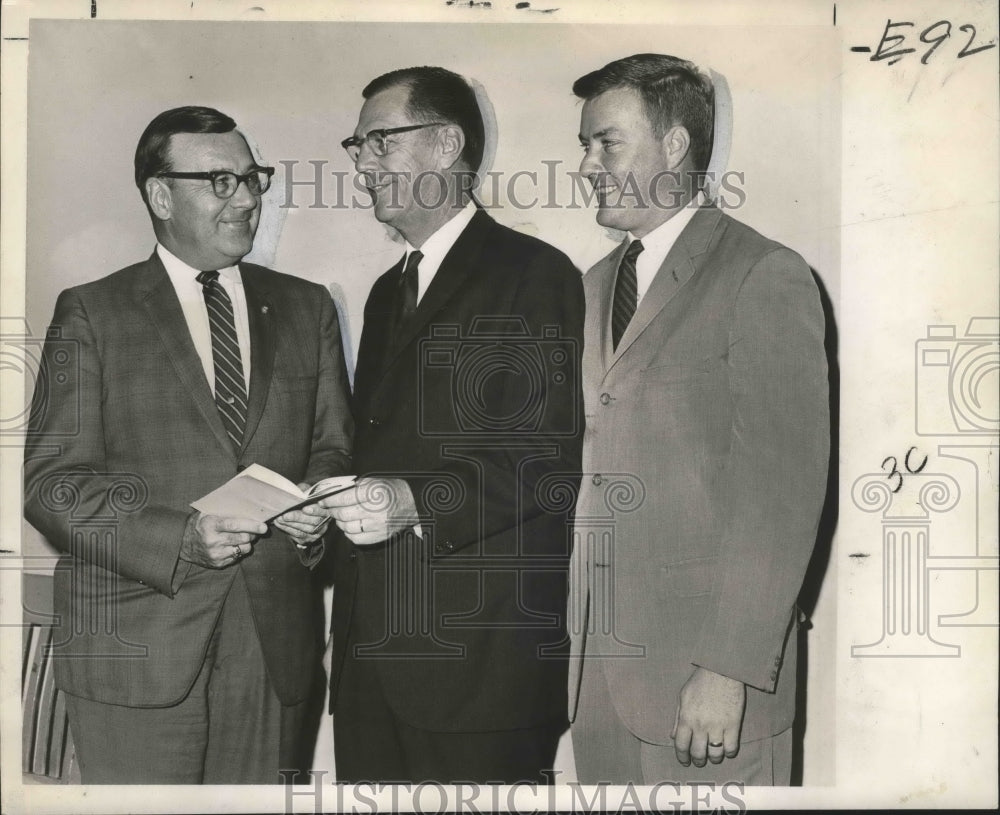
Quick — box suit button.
[592,474,603,486]
[599,392,611,405]
[349,551,357,561]
[369,416,381,426]
[770,669,779,681]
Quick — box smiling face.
[351,84,449,246]
[579,86,687,238]
[149,130,260,270]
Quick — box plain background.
[23,16,838,786]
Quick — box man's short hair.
[362,66,485,175]
[134,106,238,206]
[573,53,715,173]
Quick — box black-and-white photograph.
[2,1,996,812]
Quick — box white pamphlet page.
[191,463,356,523]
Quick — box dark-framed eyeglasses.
[157,166,275,199]
[341,123,445,162]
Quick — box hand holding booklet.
[191,463,357,523]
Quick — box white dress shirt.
[630,191,707,306]
[403,201,478,304]
[157,243,252,393]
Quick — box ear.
[661,125,692,171]
[145,177,172,222]
[437,124,465,171]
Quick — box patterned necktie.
[196,271,247,451]
[611,239,644,350]
[391,250,422,344]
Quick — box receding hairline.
[159,129,257,173]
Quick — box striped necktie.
[196,270,247,451]
[611,239,644,350]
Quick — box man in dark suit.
[318,67,584,783]
[568,54,829,784]
[23,106,353,783]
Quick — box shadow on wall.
[791,268,839,785]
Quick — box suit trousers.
[64,570,319,784]
[572,655,792,786]
[333,630,565,784]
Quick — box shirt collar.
[404,201,477,271]
[156,242,241,284]
[628,190,707,266]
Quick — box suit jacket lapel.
[241,266,275,455]
[139,253,234,457]
[607,205,723,369]
[378,208,489,375]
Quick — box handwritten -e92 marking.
[852,19,996,66]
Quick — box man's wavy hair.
[573,53,715,173]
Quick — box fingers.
[275,518,326,537]
[672,667,746,771]
[213,516,268,536]
[706,732,725,765]
[275,509,329,533]
[328,502,367,523]
[334,516,387,546]
[689,730,709,768]
[334,514,378,535]
[677,728,735,768]
[192,515,265,568]
[316,484,360,509]
[723,728,740,760]
[673,721,693,767]
[205,540,253,569]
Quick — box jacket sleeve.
[296,287,354,567]
[23,289,190,597]
[690,247,830,692]
[302,288,354,484]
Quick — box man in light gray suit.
[568,53,829,785]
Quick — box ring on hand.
[708,741,723,748]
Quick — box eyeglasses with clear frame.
[157,166,275,199]
[341,123,445,162]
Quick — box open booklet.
[191,463,357,523]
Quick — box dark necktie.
[196,270,248,451]
[611,239,644,350]
[391,250,422,344]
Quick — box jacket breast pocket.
[272,374,317,394]
[638,362,715,386]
